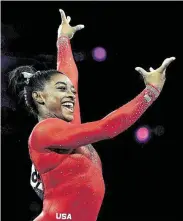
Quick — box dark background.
[1,1,181,221]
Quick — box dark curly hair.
[8,65,63,116]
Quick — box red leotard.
[29,36,160,221]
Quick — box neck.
[38,113,57,122]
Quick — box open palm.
[135,57,176,90]
[58,9,84,39]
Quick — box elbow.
[100,117,129,139]
[99,119,118,140]
[106,130,118,139]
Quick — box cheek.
[45,93,61,111]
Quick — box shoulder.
[33,118,68,133]
[28,118,69,147]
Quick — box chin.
[56,114,73,122]
[65,115,74,122]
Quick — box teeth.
[62,102,74,108]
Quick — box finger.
[135,67,147,76]
[162,70,166,78]
[158,57,176,73]
[73,24,85,32]
[59,9,67,23]
[149,67,154,72]
[67,16,71,23]
[161,57,176,70]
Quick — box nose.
[67,90,76,100]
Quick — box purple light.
[92,47,107,62]
[135,126,151,144]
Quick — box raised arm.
[29,57,175,152]
[57,9,84,124]
[57,36,78,90]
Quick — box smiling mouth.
[62,102,74,113]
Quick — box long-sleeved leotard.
[57,36,81,124]
[29,83,159,221]
[31,36,83,199]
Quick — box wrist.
[58,31,73,40]
[147,83,161,93]
[145,76,165,94]
[146,84,161,99]
[57,35,70,48]
[58,35,70,40]
[57,34,70,40]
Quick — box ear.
[32,91,45,105]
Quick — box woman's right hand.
[135,57,176,91]
[58,9,84,39]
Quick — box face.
[35,74,76,122]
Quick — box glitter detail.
[101,84,159,139]
[57,36,69,48]
[146,84,160,98]
[144,94,152,103]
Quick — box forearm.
[57,36,78,90]
[101,84,159,138]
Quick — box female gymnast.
[9,9,175,221]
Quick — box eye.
[57,86,66,91]
[72,90,77,95]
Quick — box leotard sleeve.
[29,84,160,152]
[57,36,81,124]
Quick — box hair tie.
[36,71,41,75]
[22,72,34,85]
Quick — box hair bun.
[8,65,36,96]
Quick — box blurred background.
[1,1,181,220]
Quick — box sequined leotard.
[29,36,160,221]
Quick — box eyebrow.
[55,81,67,85]
[55,81,75,89]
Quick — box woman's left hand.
[58,9,84,39]
[135,57,176,91]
